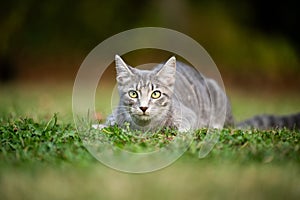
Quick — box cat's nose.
[139,107,148,113]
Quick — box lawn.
[1,82,300,200]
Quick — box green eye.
[151,90,161,99]
[128,90,138,98]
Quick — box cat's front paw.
[178,126,192,133]
[92,124,107,130]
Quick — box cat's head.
[115,55,176,126]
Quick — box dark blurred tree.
[0,0,32,82]
[0,0,151,81]
[7,0,150,53]
[248,0,300,53]
[0,0,299,82]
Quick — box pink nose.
[139,107,148,113]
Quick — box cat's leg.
[92,124,107,129]
[206,79,234,128]
[173,103,197,132]
[92,114,116,130]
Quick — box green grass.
[1,114,300,165]
[1,83,300,200]
[0,114,92,165]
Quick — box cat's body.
[104,55,300,131]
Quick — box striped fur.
[107,55,299,131]
[107,55,233,131]
[237,113,300,130]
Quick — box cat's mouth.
[133,114,151,120]
[137,115,151,120]
[131,114,152,125]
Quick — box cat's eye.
[128,90,138,98]
[151,90,161,99]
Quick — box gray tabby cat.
[104,55,300,131]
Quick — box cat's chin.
[139,115,151,120]
[131,115,152,126]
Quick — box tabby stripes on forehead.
[136,80,153,91]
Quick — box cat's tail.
[237,112,300,130]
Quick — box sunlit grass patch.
[1,114,299,166]
[1,83,300,199]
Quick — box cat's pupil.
[151,90,161,99]
[128,90,138,98]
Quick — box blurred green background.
[1,0,300,88]
[1,0,300,121]
[1,1,300,200]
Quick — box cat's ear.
[156,56,176,87]
[115,55,134,84]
